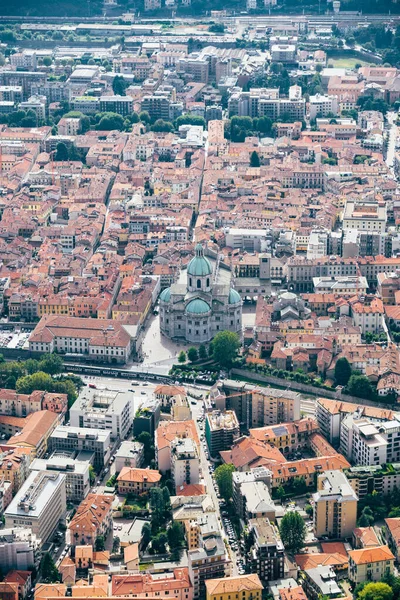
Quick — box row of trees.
[178,331,240,369]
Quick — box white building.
[309,94,338,120]
[30,454,91,503]
[307,230,329,259]
[171,438,200,489]
[19,94,46,121]
[343,200,387,233]
[5,471,66,543]
[70,388,134,440]
[271,44,296,63]
[115,441,144,472]
[0,528,39,571]
[340,415,389,466]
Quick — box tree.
[250,150,260,167]
[137,431,155,465]
[151,119,174,133]
[38,353,63,375]
[55,142,69,162]
[279,511,306,554]
[275,485,285,501]
[152,532,167,554]
[40,552,60,583]
[95,112,124,131]
[358,583,393,600]
[112,536,120,554]
[141,522,151,548]
[187,347,198,363]
[334,357,352,386]
[346,374,375,400]
[178,351,186,364]
[214,463,235,502]
[212,331,240,368]
[42,56,52,67]
[95,535,105,551]
[89,465,96,486]
[150,487,166,532]
[139,111,151,124]
[167,521,185,549]
[112,75,127,96]
[198,344,207,360]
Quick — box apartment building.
[70,388,133,440]
[221,380,300,429]
[343,200,387,233]
[156,421,200,473]
[171,438,200,489]
[286,256,358,293]
[346,464,400,499]
[340,414,400,467]
[309,94,338,120]
[249,518,284,582]
[29,454,91,502]
[99,95,134,116]
[228,86,305,121]
[0,447,32,493]
[155,384,186,409]
[315,397,395,445]
[270,44,296,63]
[49,426,111,470]
[5,471,66,543]
[115,441,144,471]
[69,494,113,547]
[188,514,231,599]
[206,574,263,600]
[313,470,358,539]
[348,546,394,583]
[117,467,161,495]
[205,410,240,458]
[0,528,39,571]
[0,389,67,418]
[112,568,193,600]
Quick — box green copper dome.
[228,288,241,304]
[159,287,171,302]
[187,243,212,277]
[186,298,211,315]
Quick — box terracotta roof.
[156,420,199,451]
[117,467,161,484]
[353,527,380,548]
[175,483,206,497]
[279,586,308,600]
[7,410,59,449]
[348,545,394,565]
[124,543,139,563]
[205,574,263,595]
[385,518,400,544]
[295,552,348,570]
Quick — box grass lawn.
[329,57,373,68]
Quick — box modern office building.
[49,426,111,470]
[4,471,66,543]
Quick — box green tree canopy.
[55,142,69,161]
[187,347,198,362]
[112,75,128,96]
[250,150,260,167]
[167,521,185,549]
[279,511,306,554]
[346,374,375,400]
[358,583,393,600]
[95,535,105,551]
[40,552,60,583]
[198,345,207,360]
[178,350,186,363]
[95,112,124,131]
[211,330,240,368]
[214,463,235,502]
[334,356,352,386]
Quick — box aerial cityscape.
[4,1,400,600]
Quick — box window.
[197,279,201,288]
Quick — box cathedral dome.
[186,299,211,315]
[228,289,241,304]
[159,287,171,302]
[187,243,212,277]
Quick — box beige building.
[313,470,357,539]
[171,394,191,421]
[251,388,301,427]
[348,546,394,583]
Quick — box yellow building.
[313,470,358,539]
[206,574,263,600]
[348,546,394,583]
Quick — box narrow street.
[386,110,398,170]
[190,397,239,576]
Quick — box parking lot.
[0,328,30,349]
